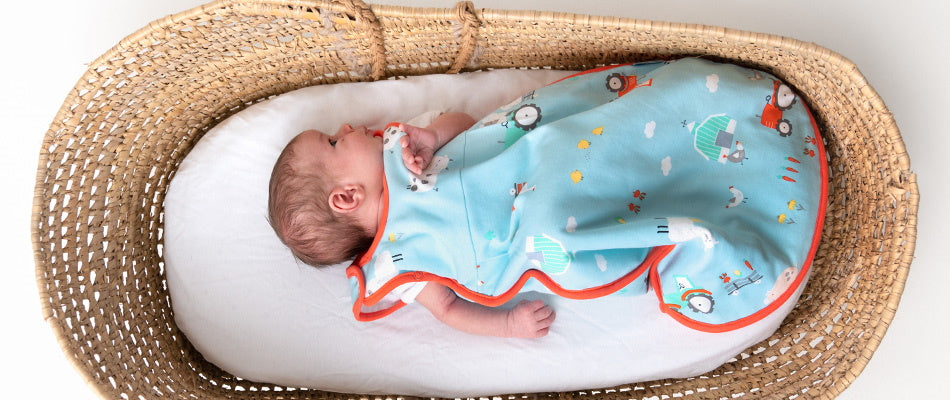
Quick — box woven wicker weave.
[32,0,917,398]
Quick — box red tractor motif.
[760,80,797,137]
[606,73,653,97]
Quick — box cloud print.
[644,121,656,138]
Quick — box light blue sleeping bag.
[347,58,827,332]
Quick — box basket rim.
[31,0,918,398]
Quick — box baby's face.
[294,124,384,185]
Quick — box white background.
[1,0,946,398]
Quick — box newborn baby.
[268,58,827,338]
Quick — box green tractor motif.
[503,104,542,148]
[525,234,572,275]
[663,275,715,314]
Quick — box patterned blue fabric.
[349,58,825,330]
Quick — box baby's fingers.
[529,314,553,338]
[399,142,423,174]
[522,299,548,314]
[532,303,555,332]
[535,304,556,325]
[523,300,555,337]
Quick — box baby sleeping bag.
[346,58,827,332]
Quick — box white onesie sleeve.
[386,281,427,304]
[405,110,443,128]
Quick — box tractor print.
[760,80,797,137]
[605,73,653,97]
[480,90,537,127]
[663,275,715,314]
[502,103,543,148]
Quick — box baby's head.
[268,125,385,265]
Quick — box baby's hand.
[505,300,556,338]
[399,123,439,175]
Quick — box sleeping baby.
[267,58,826,338]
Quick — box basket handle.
[338,0,387,80]
[448,1,482,73]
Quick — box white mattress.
[164,69,803,397]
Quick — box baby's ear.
[328,185,364,214]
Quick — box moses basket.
[32,0,918,398]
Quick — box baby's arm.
[414,282,555,338]
[400,112,476,175]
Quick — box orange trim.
[651,102,829,333]
[350,235,674,320]
[351,296,407,321]
[347,177,392,321]
[547,63,633,86]
[424,245,674,307]
[681,288,712,300]
[354,179,389,268]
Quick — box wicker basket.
[32,0,917,398]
